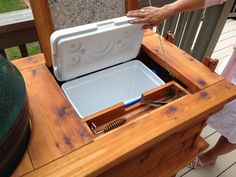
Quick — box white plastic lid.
[50,16,144,81]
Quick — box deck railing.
[229,1,236,18]
[139,0,234,60]
[0,9,40,59]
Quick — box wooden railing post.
[164,30,175,44]
[30,0,54,67]
[125,0,139,12]
[202,56,219,72]
[139,0,234,61]
[192,0,234,60]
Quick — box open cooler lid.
[50,16,144,81]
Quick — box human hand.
[126,6,170,29]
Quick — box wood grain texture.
[29,0,54,67]
[21,64,94,168]
[82,103,125,126]
[164,30,175,44]
[145,138,208,177]
[11,54,45,71]
[144,29,156,37]
[99,123,203,177]
[125,0,139,12]
[24,79,236,177]
[142,30,224,92]
[11,152,33,177]
[142,81,190,101]
[102,138,196,177]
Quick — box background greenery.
[0,0,25,13]
[0,0,41,60]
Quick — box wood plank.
[212,47,232,60]
[99,123,203,177]
[101,138,195,177]
[146,138,208,177]
[0,27,38,50]
[21,65,94,168]
[219,164,236,177]
[24,80,236,177]
[177,132,222,177]
[215,56,230,75]
[0,9,38,50]
[11,54,45,71]
[125,0,139,12]
[11,152,33,177]
[200,125,216,139]
[214,35,236,51]
[180,132,236,177]
[220,19,236,34]
[144,29,156,37]
[83,102,125,126]
[218,27,236,42]
[212,19,236,76]
[142,31,224,92]
[30,0,54,67]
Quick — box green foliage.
[5,42,41,61]
[5,47,22,61]
[27,42,41,56]
[0,0,26,13]
[1,1,41,61]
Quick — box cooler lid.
[50,16,144,81]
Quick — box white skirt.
[207,99,236,144]
[207,63,236,144]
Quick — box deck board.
[214,36,236,52]
[177,132,236,177]
[213,19,236,75]
[200,125,216,139]
[219,163,236,177]
[16,62,94,169]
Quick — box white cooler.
[50,16,165,118]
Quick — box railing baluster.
[0,9,39,60]
[174,12,190,46]
[192,0,234,60]
[156,22,164,35]
[0,49,7,58]
[19,45,29,57]
[180,10,204,53]
[162,16,173,36]
[170,14,179,34]
[229,2,236,18]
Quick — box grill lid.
[0,54,27,144]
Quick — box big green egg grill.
[0,54,30,177]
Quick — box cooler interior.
[62,60,165,118]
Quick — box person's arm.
[127,0,226,29]
[163,0,205,14]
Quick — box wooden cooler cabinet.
[11,24,236,177]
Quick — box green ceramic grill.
[0,55,31,177]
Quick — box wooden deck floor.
[177,19,236,177]
[213,19,236,75]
